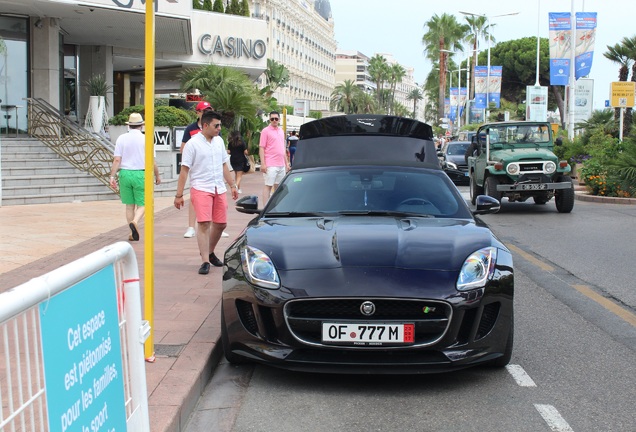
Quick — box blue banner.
[474,66,502,108]
[575,12,597,79]
[488,66,503,108]
[474,66,488,109]
[449,87,459,121]
[549,12,597,85]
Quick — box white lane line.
[505,364,537,387]
[535,404,574,432]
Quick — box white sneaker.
[184,227,196,238]
[221,231,229,237]
[237,188,242,193]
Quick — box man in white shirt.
[174,111,239,275]
[109,113,160,241]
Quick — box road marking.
[534,404,574,432]
[507,244,636,329]
[507,244,554,272]
[505,364,537,387]
[572,284,636,327]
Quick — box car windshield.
[486,124,551,145]
[446,143,470,155]
[265,167,472,218]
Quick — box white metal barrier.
[0,242,150,432]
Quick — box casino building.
[0,0,335,133]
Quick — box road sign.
[610,81,635,108]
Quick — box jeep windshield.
[486,124,551,146]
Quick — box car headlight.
[507,163,519,175]
[446,161,458,170]
[457,247,497,291]
[241,246,281,289]
[544,161,556,173]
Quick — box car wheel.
[533,192,549,205]
[221,306,249,364]
[469,173,483,205]
[484,176,503,202]
[555,175,575,213]
[488,314,514,368]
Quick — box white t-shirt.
[114,129,152,170]
[181,133,230,194]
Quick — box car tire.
[555,175,575,213]
[221,306,249,364]
[469,173,483,205]
[484,176,503,202]
[488,314,514,368]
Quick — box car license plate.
[322,323,415,345]
[520,183,548,190]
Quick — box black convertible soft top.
[294,115,440,169]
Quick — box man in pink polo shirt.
[259,111,290,205]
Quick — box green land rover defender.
[467,121,575,213]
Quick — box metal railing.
[0,242,150,431]
[25,98,118,195]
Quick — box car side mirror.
[235,195,261,214]
[473,195,500,215]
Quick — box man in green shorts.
[109,113,161,241]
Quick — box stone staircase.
[1,138,178,206]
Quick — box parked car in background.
[221,114,514,374]
[439,141,471,185]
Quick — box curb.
[575,191,636,205]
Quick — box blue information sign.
[39,265,127,432]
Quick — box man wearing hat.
[109,113,161,241]
[181,101,213,238]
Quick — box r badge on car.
[360,301,376,316]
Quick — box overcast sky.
[330,0,631,110]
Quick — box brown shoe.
[128,234,134,241]
[129,222,139,241]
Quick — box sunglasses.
[213,124,222,129]
[270,117,279,121]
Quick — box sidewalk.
[0,171,262,432]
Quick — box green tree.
[192,0,201,10]
[422,13,469,122]
[387,63,406,115]
[406,87,424,118]
[239,0,250,16]
[330,80,363,114]
[263,59,290,99]
[227,0,240,14]
[202,0,212,11]
[180,64,265,130]
[212,0,224,12]
[368,55,390,110]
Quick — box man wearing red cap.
[181,101,213,238]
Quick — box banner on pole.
[549,12,597,85]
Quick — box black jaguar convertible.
[221,115,513,374]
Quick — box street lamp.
[459,11,519,118]
[450,66,467,131]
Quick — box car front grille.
[284,298,452,348]
[519,162,546,173]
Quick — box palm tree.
[406,87,424,118]
[330,80,362,114]
[356,92,378,114]
[422,13,469,122]
[180,64,264,130]
[263,59,290,99]
[604,43,632,82]
[368,55,390,110]
[463,15,495,100]
[387,63,406,115]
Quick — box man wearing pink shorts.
[174,111,239,275]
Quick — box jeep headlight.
[241,246,280,289]
[446,161,458,170]
[507,163,519,175]
[544,161,556,174]
[457,247,497,291]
